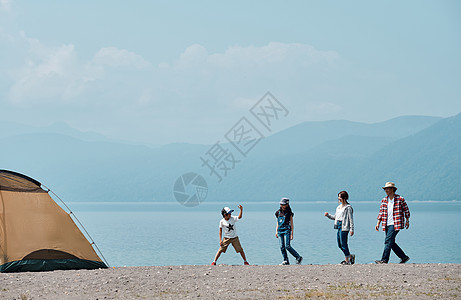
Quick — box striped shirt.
[377,194,410,231]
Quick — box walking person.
[375,182,410,264]
[275,198,303,265]
[324,191,355,265]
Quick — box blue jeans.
[336,221,350,257]
[278,231,301,263]
[381,225,407,262]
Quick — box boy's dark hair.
[338,191,349,203]
[221,208,228,217]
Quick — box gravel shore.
[1,264,460,299]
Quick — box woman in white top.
[324,191,355,265]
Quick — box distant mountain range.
[1,114,460,202]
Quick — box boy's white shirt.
[219,216,239,238]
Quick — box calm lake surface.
[67,201,461,267]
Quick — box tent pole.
[42,185,110,268]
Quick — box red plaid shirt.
[377,194,410,231]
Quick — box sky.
[1,0,460,145]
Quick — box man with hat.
[375,182,410,264]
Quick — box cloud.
[8,33,103,104]
[137,88,153,106]
[7,35,340,107]
[4,36,349,143]
[93,47,150,69]
[146,42,342,114]
[230,96,259,110]
[304,101,342,115]
[206,42,339,68]
[7,34,151,104]
[175,44,208,69]
[0,0,11,12]
[169,42,339,71]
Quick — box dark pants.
[279,231,301,263]
[336,221,350,257]
[381,225,407,262]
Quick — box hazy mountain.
[353,112,461,200]
[0,114,458,203]
[251,115,442,157]
[213,113,461,201]
[0,121,160,147]
[0,132,207,202]
[0,121,108,142]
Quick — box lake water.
[66,201,461,267]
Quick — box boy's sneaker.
[350,254,355,265]
[296,256,303,265]
[279,261,289,265]
[244,261,250,265]
[400,256,410,264]
[375,260,387,264]
[211,262,216,266]
[340,260,350,265]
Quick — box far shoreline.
[66,200,461,204]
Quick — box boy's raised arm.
[238,205,243,219]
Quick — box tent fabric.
[0,170,46,193]
[0,170,107,272]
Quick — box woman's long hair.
[338,191,349,204]
[280,203,293,215]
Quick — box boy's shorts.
[219,237,243,253]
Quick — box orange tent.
[0,170,107,272]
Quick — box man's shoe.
[244,261,250,265]
[279,261,289,265]
[296,256,303,265]
[211,262,216,266]
[375,260,387,264]
[400,256,410,264]
[350,254,355,265]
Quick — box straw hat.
[382,182,397,190]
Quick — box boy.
[211,205,249,265]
